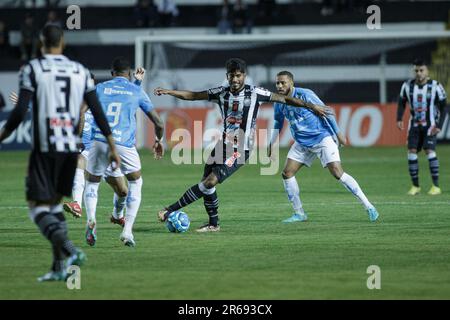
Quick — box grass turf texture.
[0,146,449,299]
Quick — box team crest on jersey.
[244,97,251,107]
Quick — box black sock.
[204,191,219,226]
[34,211,68,270]
[428,156,439,187]
[408,159,419,187]
[53,212,77,256]
[167,184,205,212]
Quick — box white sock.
[124,177,142,235]
[112,193,126,219]
[84,181,100,224]
[282,176,305,215]
[339,172,373,210]
[72,168,85,206]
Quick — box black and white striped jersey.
[398,79,447,129]
[19,54,95,153]
[207,84,272,151]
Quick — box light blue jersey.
[274,87,340,148]
[81,110,94,151]
[92,77,154,148]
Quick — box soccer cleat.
[407,186,421,195]
[282,213,308,223]
[37,271,67,282]
[110,215,125,227]
[428,185,442,195]
[120,232,135,247]
[66,249,87,267]
[367,207,379,222]
[195,224,220,233]
[85,221,97,247]
[63,201,82,218]
[158,209,170,222]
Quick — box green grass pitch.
[0,146,449,299]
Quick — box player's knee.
[203,175,218,188]
[117,188,128,198]
[281,169,295,179]
[328,164,343,179]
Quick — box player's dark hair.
[413,58,427,66]
[111,56,131,75]
[40,24,63,48]
[277,71,294,81]
[226,58,247,74]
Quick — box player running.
[0,25,120,281]
[84,57,164,247]
[268,70,379,223]
[63,68,147,229]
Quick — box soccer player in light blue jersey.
[268,71,379,222]
[63,69,146,220]
[84,57,164,247]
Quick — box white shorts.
[287,136,340,168]
[81,149,90,161]
[87,141,141,177]
[81,147,124,178]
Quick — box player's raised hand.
[153,140,164,160]
[134,67,146,81]
[154,87,170,96]
[397,121,404,130]
[9,91,18,105]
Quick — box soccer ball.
[166,211,190,233]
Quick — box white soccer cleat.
[120,232,135,247]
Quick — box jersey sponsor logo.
[104,87,133,96]
[49,117,73,128]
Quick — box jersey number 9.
[107,102,122,127]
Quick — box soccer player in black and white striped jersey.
[154,58,329,232]
[397,59,447,196]
[0,25,120,281]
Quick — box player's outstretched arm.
[154,87,208,101]
[145,109,165,160]
[0,89,32,143]
[269,92,331,117]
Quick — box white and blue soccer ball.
[166,211,190,233]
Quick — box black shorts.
[202,142,250,184]
[407,126,437,152]
[26,151,78,202]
